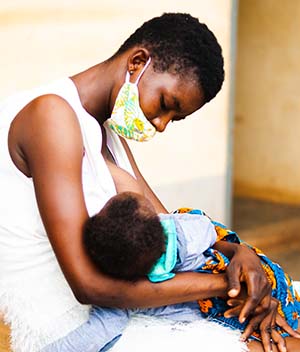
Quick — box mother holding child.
[0,12,299,352]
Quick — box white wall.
[0,0,237,223]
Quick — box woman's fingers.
[226,244,272,322]
[268,308,287,352]
[224,305,242,318]
[270,328,287,352]
[259,311,276,352]
[226,260,242,298]
[225,298,270,318]
[240,277,271,323]
[242,299,299,352]
[241,299,275,344]
[275,313,300,338]
[227,297,300,352]
[241,314,263,341]
[260,312,300,352]
[241,316,278,352]
[224,298,244,318]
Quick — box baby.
[84,190,218,282]
[83,190,166,281]
[83,161,300,342]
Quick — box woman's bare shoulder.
[19,93,77,123]
[9,93,83,177]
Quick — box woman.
[0,12,297,352]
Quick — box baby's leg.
[140,301,204,322]
[41,307,130,352]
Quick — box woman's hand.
[225,243,272,323]
[243,303,300,352]
[213,241,272,322]
[226,296,300,352]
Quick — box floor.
[233,197,300,279]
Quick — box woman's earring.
[129,70,134,75]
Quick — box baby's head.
[83,192,165,281]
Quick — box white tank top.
[0,78,135,351]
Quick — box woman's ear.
[127,48,150,76]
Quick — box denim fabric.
[41,307,130,352]
[42,301,203,352]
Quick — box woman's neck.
[70,56,125,125]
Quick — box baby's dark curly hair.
[114,13,224,103]
[83,192,165,281]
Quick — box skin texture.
[7,49,227,308]
[249,330,300,352]
[225,286,300,351]
[7,47,300,351]
[106,161,300,352]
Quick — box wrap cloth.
[175,208,300,340]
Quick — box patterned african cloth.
[175,208,300,340]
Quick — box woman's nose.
[150,115,172,132]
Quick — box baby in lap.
[83,162,300,342]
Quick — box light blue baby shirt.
[147,213,217,283]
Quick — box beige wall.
[0,0,237,223]
[234,1,300,204]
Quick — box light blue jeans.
[41,302,203,352]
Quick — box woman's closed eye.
[159,94,186,123]
[160,94,167,111]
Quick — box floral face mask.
[107,58,156,142]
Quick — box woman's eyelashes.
[171,116,185,123]
[159,94,184,122]
[160,94,167,111]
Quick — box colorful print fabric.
[175,208,300,340]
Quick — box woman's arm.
[12,94,229,308]
[120,137,273,321]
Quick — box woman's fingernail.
[228,289,238,297]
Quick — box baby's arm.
[106,159,144,195]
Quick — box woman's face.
[136,68,205,133]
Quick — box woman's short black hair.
[114,12,224,103]
[83,193,165,281]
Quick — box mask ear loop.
[133,57,152,85]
